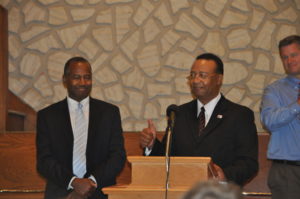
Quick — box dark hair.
[196,53,224,74]
[63,56,90,76]
[278,35,300,49]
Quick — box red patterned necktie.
[198,107,206,135]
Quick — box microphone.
[165,104,177,199]
[167,104,177,129]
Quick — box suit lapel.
[185,100,201,142]
[198,96,227,140]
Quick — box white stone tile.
[137,45,160,76]
[23,1,46,24]
[252,21,276,50]
[20,25,49,42]
[8,7,21,33]
[165,51,194,70]
[70,8,95,21]
[20,53,41,77]
[144,103,159,119]
[249,9,265,30]
[122,68,145,90]
[250,0,278,13]
[231,0,249,12]
[192,7,215,28]
[175,13,204,38]
[127,90,144,118]
[155,68,176,83]
[116,6,133,43]
[78,38,99,60]
[225,87,246,103]
[174,75,190,94]
[9,35,22,59]
[143,18,160,43]
[160,30,180,56]
[133,0,154,26]
[246,74,266,94]
[153,2,173,26]
[96,9,112,24]
[49,6,68,25]
[220,10,248,28]
[202,32,225,56]
[47,52,72,81]
[111,53,132,74]
[34,74,53,97]
[223,62,248,85]
[94,66,118,84]
[204,0,227,16]
[120,30,140,61]
[104,84,125,102]
[227,28,251,49]
[57,24,89,49]
[229,50,253,64]
[179,37,198,53]
[274,7,298,22]
[65,0,85,5]
[93,26,114,51]
[27,34,60,53]
[169,0,189,13]
[147,83,172,98]
[255,53,270,71]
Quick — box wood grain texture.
[0,132,271,199]
[0,5,8,132]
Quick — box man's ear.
[62,75,67,88]
[217,74,223,85]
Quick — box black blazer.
[36,97,126,199]
[150,96,258,185]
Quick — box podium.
[103,156,212,199]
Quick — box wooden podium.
[103,156,212,199]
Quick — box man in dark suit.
[140,53,258,186]
[36,57,126,199]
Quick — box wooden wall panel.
[0,6,8,132]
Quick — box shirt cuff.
[67,176,77,190]
[145,147,152,156]
[89,175,97,186]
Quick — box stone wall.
[1,0,300,131]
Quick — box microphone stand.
[164,112,175,199]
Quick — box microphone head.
[166,104,178,117]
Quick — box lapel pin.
[217,114,223,119]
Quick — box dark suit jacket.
[150,96,258,185]
[36,97,126,199]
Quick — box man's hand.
[71,178,97,198]
[140,120,157,149]
[210,162,226,181]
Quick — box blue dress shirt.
[260,76,300,161]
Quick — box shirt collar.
[197,93,221,117]
[67,96,89,111]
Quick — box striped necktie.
[73,103,88,178]
[198,107,206,135]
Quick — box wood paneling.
[0,6,8,132]
[0,132,271,199]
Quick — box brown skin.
[63,61,96,198]
[279,43,300,105]
[63,61,92,102]
[189,59,223,105]
[140,58,226,181]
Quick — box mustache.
[75,85,91,89]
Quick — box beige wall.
[1,0,300,131]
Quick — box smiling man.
[36,57,126,199]
[260,35,300,199]
[140,53,258,186]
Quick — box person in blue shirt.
[260,35,300,199]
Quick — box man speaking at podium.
[140,53,258,186]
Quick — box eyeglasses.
[187,72,217,80]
